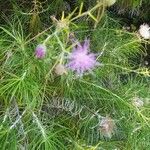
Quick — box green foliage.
[113,0,150,23]
[0,1,150,149]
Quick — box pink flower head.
[67,39,99,75]
[35,44,46,59]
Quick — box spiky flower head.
[35,44,46,59]
[138,24,150,39]
[132,97,144,108]
[67,39,99,76]
[99,116,115,138]
[54,64,67,76]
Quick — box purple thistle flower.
[35,44,46,59]
[67,39,99,75]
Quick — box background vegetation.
[0,0,150,149]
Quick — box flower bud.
[35,44,46,59]
[54,64,67,76]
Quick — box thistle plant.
[0,1,150,150]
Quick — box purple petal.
[66,38,99,75]
[35,44,46,59]
[83,38,90,51]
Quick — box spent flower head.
[35,44,46,59]
[99,116,116,138]
[138,23,150,39]
[132,97,144,108]
[54,64,67,76]
[67,38,99,76]
[51,15,69,30]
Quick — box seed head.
[99,116,115,138]
[138,24,150,39]
[132,97,144,108]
